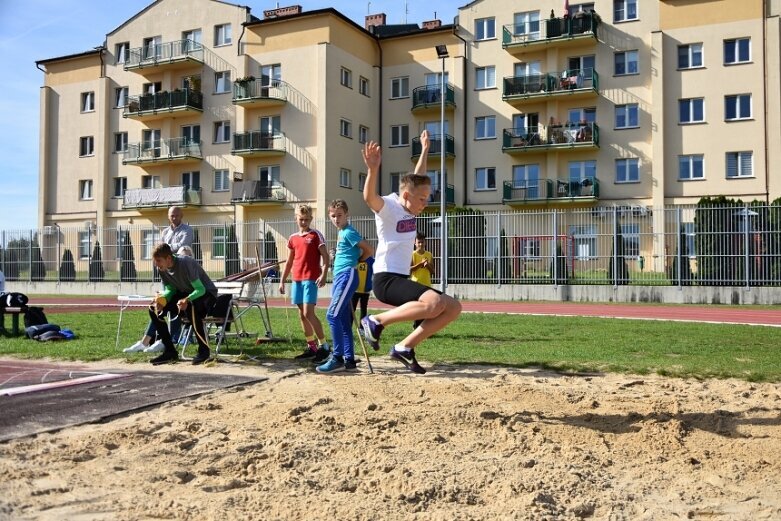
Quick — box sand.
[1,359,780,520]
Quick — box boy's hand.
[316,274,326,288]
[362,141,382,170]
[278,281,285,294]
[420,129,430,151]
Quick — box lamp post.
[435,44,449,293]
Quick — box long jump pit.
[0,359,268,442]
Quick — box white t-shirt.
[373,193,417,275]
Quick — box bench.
[0,306,27,336]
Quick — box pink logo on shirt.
[396,219,416,233]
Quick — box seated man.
[148,243,217,366]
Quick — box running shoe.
[389,346,426,374]
[360,316,383,351]
[311,345,331,364]
[150,350,179,365]
[143,340,165,353]
[343,358,358,371]
[316,355,345,374]
[294,342,318,360]
[123,341,146,353]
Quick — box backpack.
[26,323,61,340]
[1,292,28,309]
[24,306,48,328]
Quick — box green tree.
[695,196,741,285]
[608,217,630,285]
[119,230,138,282]
[89,240,105,282]
[667,225,692,286]
[224,225,241,276]
[59,249,76,281]
[30,241,46,281]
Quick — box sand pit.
[1,359,780,520]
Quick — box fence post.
[552,209,558,287]
[56,226,61,283]
[223,222,228,277]
[496,212,502,288]
[744,204,750,289]
[676,206,682,290]
[612,206,618,289]
[29,230,34,283]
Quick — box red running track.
[34,296,781,327]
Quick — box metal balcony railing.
[232,79,289,102]
[124,88,203,117]
[231,131,286,155]
[125,39,204,69]
[122,186,201,209]
[426,184,455,206]
[502,123,599,151]
[502,177,599,203]
[411,84,456,111]
[503,69,599,99]
[123,137,202,164]
[411,134,455,158]
[231,181,286,203]
[502,11,600,48]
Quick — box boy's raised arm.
[362,141,384,213]
[413,129,430,175]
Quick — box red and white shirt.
[287,229,326,281]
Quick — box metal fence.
[2,204,780,288]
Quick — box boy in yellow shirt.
[409,232,434,329]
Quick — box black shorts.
[372,272,440,307]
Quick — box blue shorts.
[291,280,319,305]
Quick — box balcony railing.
[503,177,599,204]
[123,138,202,164]
[502,123,599,152]
[122,186,202,209]
[231,131,286,156]
[231,181,286,203]
[503,69,599,100]
[125,39,204,70]
[502,11,600,49]
[411,134,455,159]
[124,89,203,118]
[232,79,289,104]
[426,184,455,206]
[411,84,456,111]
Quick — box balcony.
[124,89,203,121]
[502,12,599,54]
[231,181,287,204]
[232,79,289,107]
[122,186,202,209]
[503,69,598,106]
[124,39,204,72]
[411,134,455,161]
[231,131,286,158]
[425,184,455,207]
[123,138,202,165]
[503,177,599,206]
[502,123,599,154]
[411,84,456,113]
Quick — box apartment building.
[36,0,781,233]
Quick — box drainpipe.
[453,20,468,206]
[373,32,384,190]
[762,0,770,203]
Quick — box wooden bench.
[0,306,27,337]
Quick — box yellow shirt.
[410,250,433,287]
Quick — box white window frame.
[340,67,352,88]
[513,11,540,40]
[570,225,598,260]
[678,43,704,69]
[79,136,94,157]
[115,87,128,108]
[141,230,156,260]
[340,118,352,138]
[214,121,231,143]
[725,94,752,121]
[390,77,409,99]
[475,167,496,191]
[258,165,280,186]
[679,98,705,124]
[215,71,231,94]
[475,17,496,41]
[79,179,94,200]
[115,42,129,64]
[212,228,226,259]
[339,168,352,188]
[113,177,127,198]
[214,169,230,191]
[358,173,367,191]
[359,125,369,144]
[621,223,640,259]
[614,50,639,76]
[475,66,496,90]
[79,231,91,259]
[214,23,232,46]
[114,132,128,153]
[359,76,369,96]
[143,36,162,60]
[724,37,751,65]
[679,154,705,181]
[81,92,95,113]
[475,116,496,140]
[615,103,639,129]
[390,125,409,147]
[614,0,638,22]
[182,171,200,191]
[142,175,161,189]
[726,151,753,178]
[615,158,640,183]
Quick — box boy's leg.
[319,270,357,373]
[186,294,214,365]
[147,296,182,365]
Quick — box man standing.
[161,206,193,253]
[148,243,217,365]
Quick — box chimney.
[365,13,387,31]
[422,19,442,30]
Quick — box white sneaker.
[143,340,165,353]
[123,341,146,353]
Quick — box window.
[259,165,280,187]
[679,154,704,180]
[519,238,541,259]
[359,125,369,144]
[182,171,200,191]
[340,67,352,88]
[143,36,162,60]
[340,119,352,138]
[214,169,230,191]
[143,81,162,94]
[214,121,230,143]
[616,158,639,183]
[390,173,401,193]
[475,116,496,139]
[569,160,597,183]
[614,50,639,75]
[113,177,127,198]
[678,43,703,69]
[339,168,351,188]
[726,151,753,178]
[475,66,496,89]
[614,0,638,22]
[568,107,596,124]
[359,76,370,96]
[181,124,201,146]
[115,42,129,64]
[679,98,705,124]
[79,231,91,259]
[358,173,367,191]
[114,132,128,153]
[138,230,152,260]
[621,224,640,258]
[214,23,232,46]
[615,104,639,128]
[390,77,409,99]
[512,164,540,198]
[81,92,95,112]
[390,125,409,147]
[215,71,231,93]
[79,180,93,200]
[260,63,282,85]
[142,129,161,157]
[182,29,202,50]
[725,94,752,120]
[475,167,496,190]
[114,87,128,108]
[142,175,161,189]
[212,228,226,258]
[683,222,696,256]
[724,38,750,65]
[513,11,540,40]
[475,17,496,40]
[570,225,597,259]
[79,136,94,157]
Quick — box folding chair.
[178,286,237,359]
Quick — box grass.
[2,306,780,382]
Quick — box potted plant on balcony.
[235,76,255,98]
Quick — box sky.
[0,0,458,233]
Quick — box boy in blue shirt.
[317,199,374,373]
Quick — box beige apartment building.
[36,0,781,234]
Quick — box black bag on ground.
[1,292,28,309]
[24,306,48,328]
[26,323,61,339]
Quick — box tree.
[224,225,241,276]
[1,247,19,280]
[498,228,513,284]
[119,230,138,282]
[59,249,76,281]
[89,240,105,282]
[192,227,203,266]
[30,241,46,281]
[608,217,630,285]
[695,196,741,285]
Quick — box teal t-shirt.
[332,224,362,275]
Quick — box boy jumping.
[360,130,462,374]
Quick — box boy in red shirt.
[278,204,331,362]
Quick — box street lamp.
[435,44,448,293]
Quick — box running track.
[34,296,781,327]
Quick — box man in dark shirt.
[148,243,217,365]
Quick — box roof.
[244,7,371,37]
[36,49,103,66]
